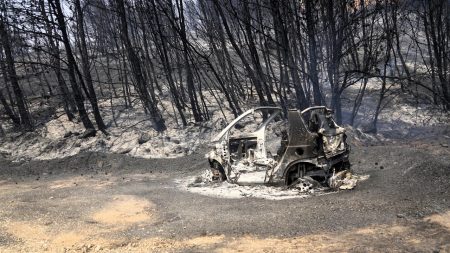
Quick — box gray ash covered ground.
[0,141,449,252]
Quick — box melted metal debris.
[176,170,369,200]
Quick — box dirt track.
[0,143,449,252]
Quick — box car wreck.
[207,106,351,189]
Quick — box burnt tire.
[285,163,324,186]
[211,161,227,182]
[285,163,308,186]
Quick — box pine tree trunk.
[0,89,20,126]
[74,0,107,132]
[0,15,33,131]
[116,0,166,132]
[304,0,323,106]
[51,0,95,131]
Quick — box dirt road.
[0,143,449,252]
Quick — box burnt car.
[207,106,351,187]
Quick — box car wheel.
[211,161,227,182]
[285,163,307,186]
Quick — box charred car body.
[207,106,351,187]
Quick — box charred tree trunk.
[39,0,75,121]
[115,0,166,132]
[213,0,268,106]
[50,0,95,131]
[426,0,449,109]
[74,0,107,133]
[324,0,345,124]
[0,14,32,131]
[0,89,19,126]
[149,0,187,126]
[242,0,274,105]
[304,0,323,106]
[0,55,15,115]
[271,0,308,110]
[176,0,203,122]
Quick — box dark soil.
[0,143,449,252]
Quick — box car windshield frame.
[212,107,282,142]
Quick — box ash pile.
[180,169,368,200]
